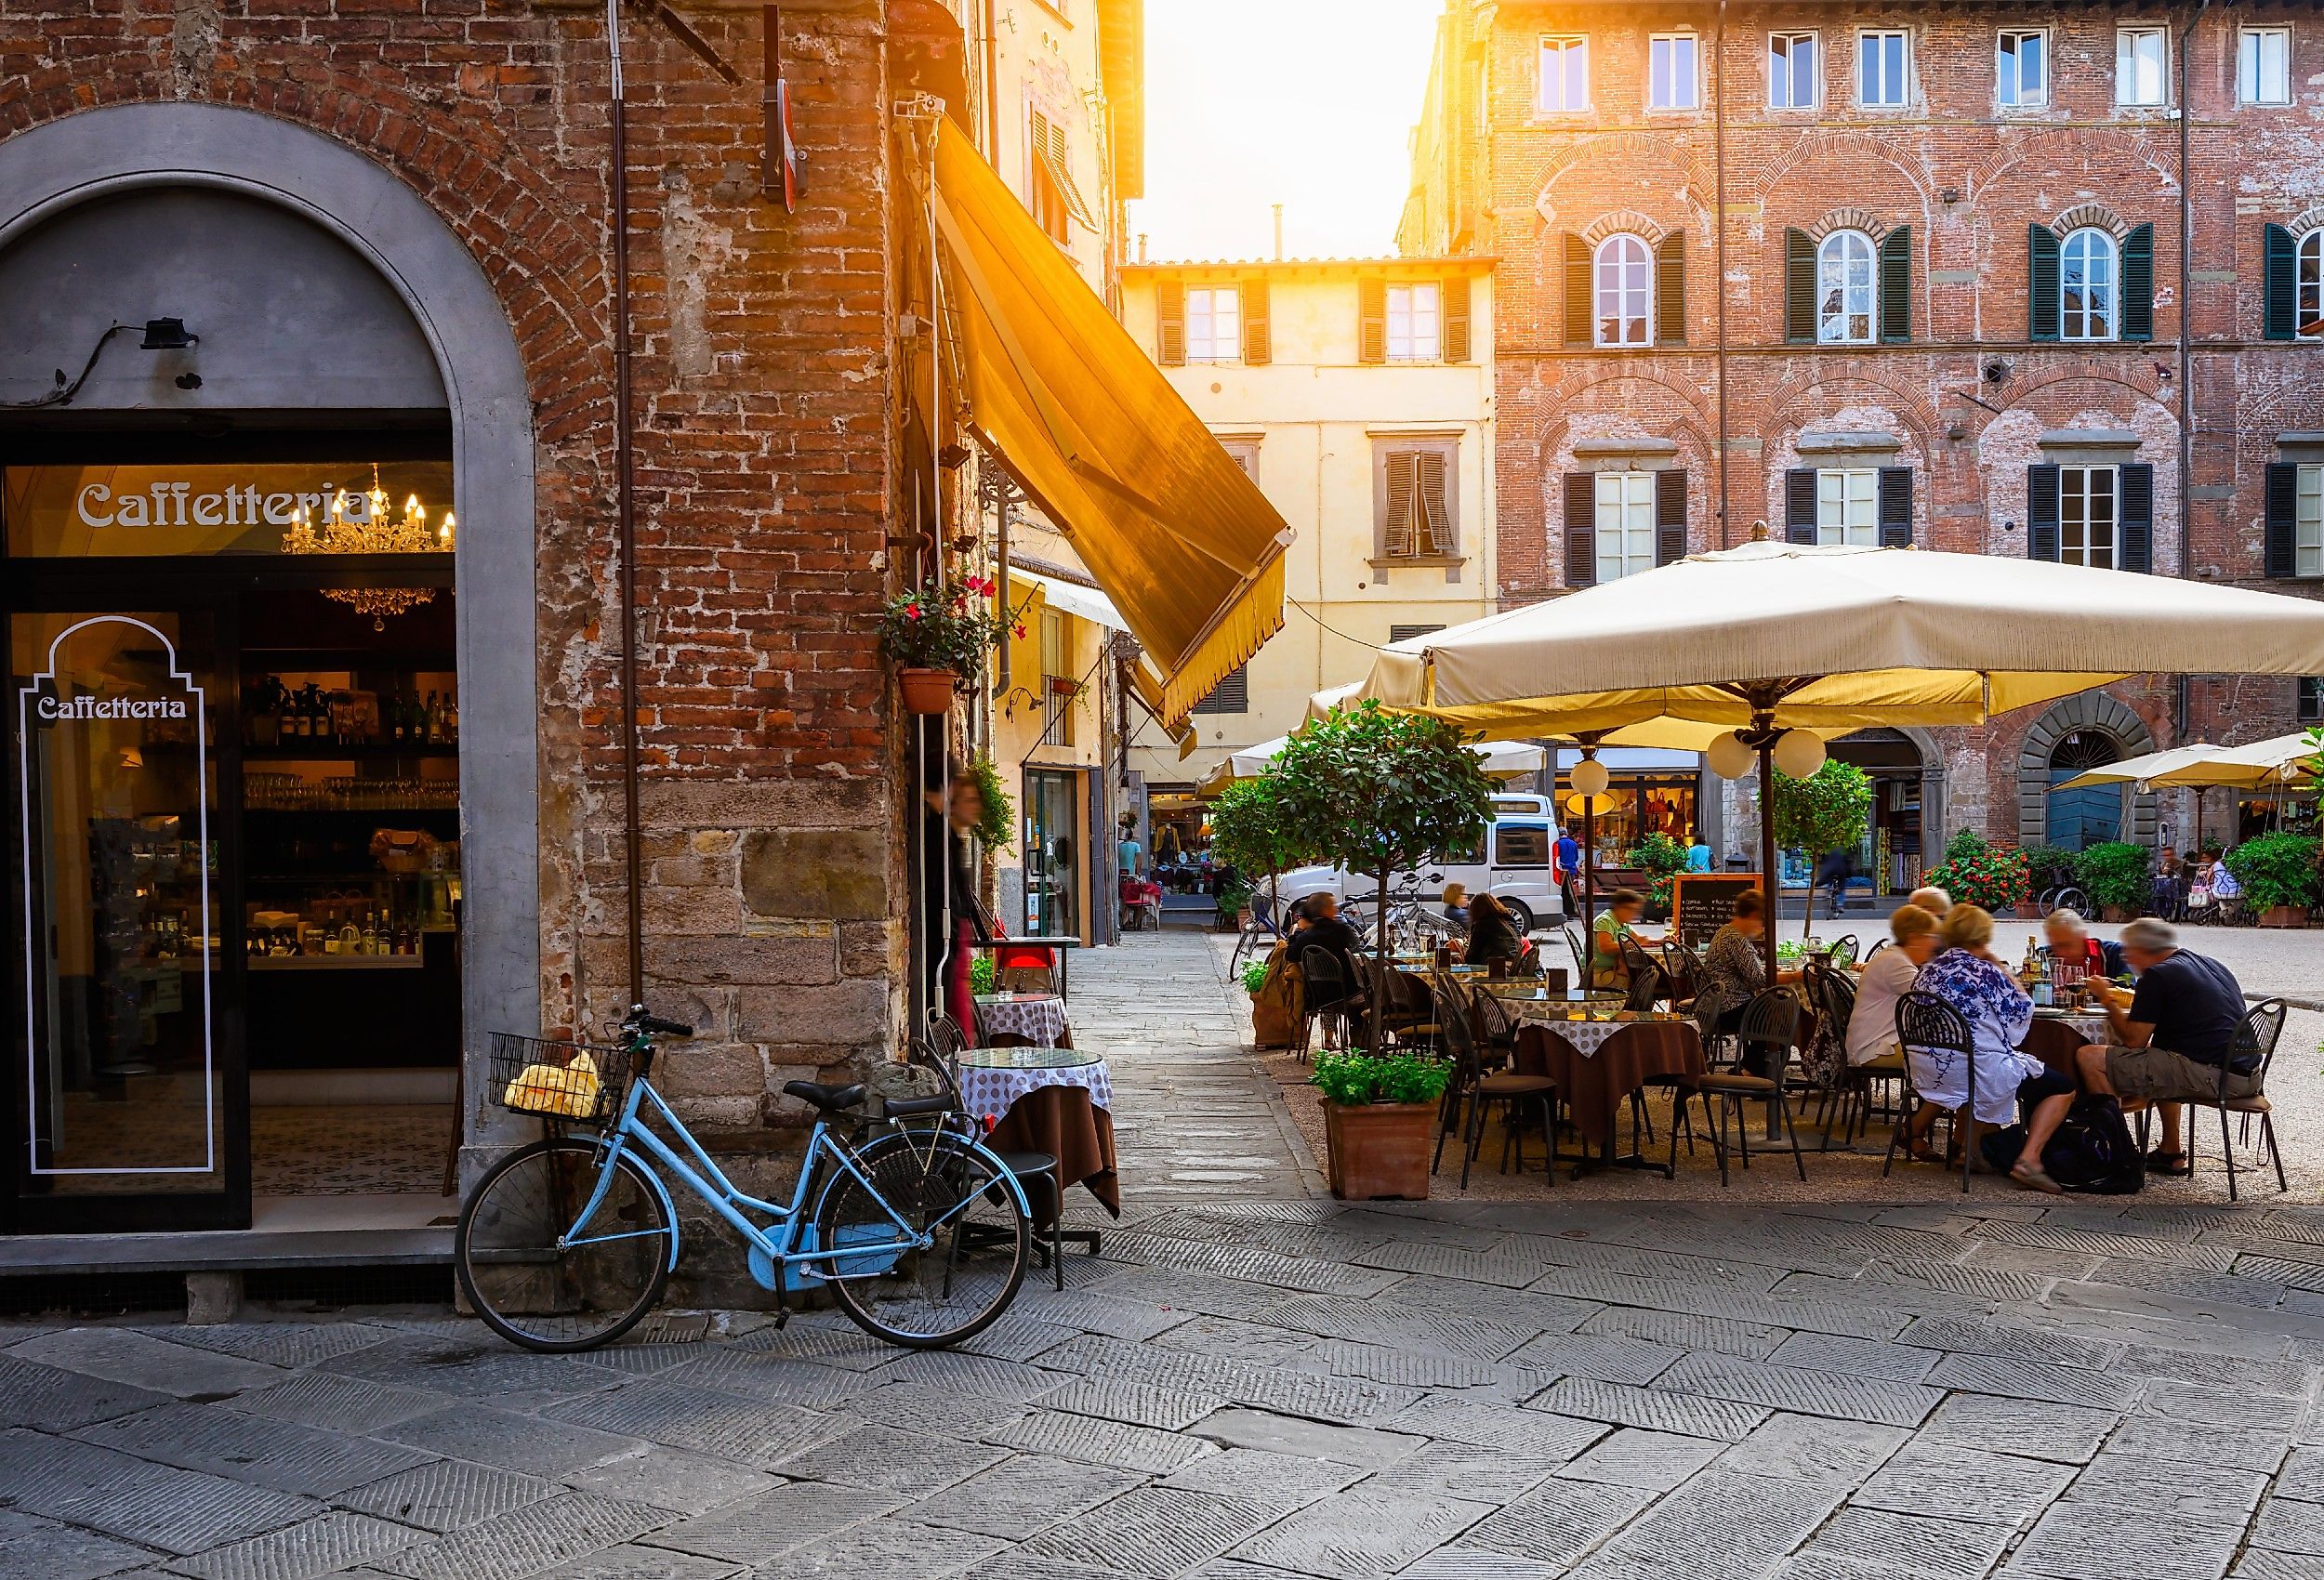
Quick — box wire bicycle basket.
[488,1033,632,1124]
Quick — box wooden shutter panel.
[2028,225,2061,342]
[1155,279,1185,365]
[1242,277,1271,365]
[2266,462,2300,578]
[1383,450,1418,556]
[1417,451,1451,554]
[1654,469,1687,566]
[1564,234,1593,347]
[1877,467,1913,547]
[1878,226,1911,344]
[2265,223,2299,341]
[1784,229,1816,343]
[1442,275,1472,362]
[2118,462,2154,573]
[1357,277,1387,364]
[2121,223,2155,342]
[1784,468,1818,543]
[1656,231,1686,346]
[1564,471,1598,586]
[2027,463,2062,560]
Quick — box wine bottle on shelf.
[444,691,458,744]
[421,691,439,744]
[390,691,405,744]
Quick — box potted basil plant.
[1311,1049,1453,1201]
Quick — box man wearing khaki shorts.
[2071,917,2255,1177]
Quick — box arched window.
[2300,230,2324,340]
[2060,228,2117,341]
[1594,234,1653,348]
[1816,230,1875,344]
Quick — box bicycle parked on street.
[456,1007,1031,1352]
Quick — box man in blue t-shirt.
[1554,829,1581,920]
[1685,833,1713,874]
[2073,917,2253,1177]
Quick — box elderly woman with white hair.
[1907,885,1952,917]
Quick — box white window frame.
[2300,230,2324,342]
[2117,25,2169,107]
[1998,28,2049,109]
[1594,471,1657,584]
[1816,230,1877,345]
[1769,32,1819,110]
[1648,33,1699,111]
[1184,284,1240,362]
[1816,468,1880,547]
[1858,28,1909,109]
[2059,465,2119,570]
[2060,228,2119,343]
[1593,234,1654,349]
[2300,464,2324,578]
[2241,25,2293,106]
[1385,282,1442,362]
[1539,35,1589,112]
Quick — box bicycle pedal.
[771,1310,790,1331]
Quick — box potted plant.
[2224,832,2320,928]
[1923,827,2031,916]
[2019,843,2077,917]
[1213,876,1253,933]
[2074,841,2152,922]
[1311,1049,1452,1200]
[1624,831,1691,920]
[1240,958,1271,995]
[878,575,1016,714]
[1767,759,1875,939]
[1272,701,1496,1036]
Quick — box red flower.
[1013,624,1027,639]
[905,604,922,621]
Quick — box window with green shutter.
[2028,225,2061,341]
[2265,223,2300,340]
[1878,227,1911,342]
[1784,228,1817,343]
[2120,224,2154,341]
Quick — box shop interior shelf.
[246,871,457,884]
[242,743,459,761]
[247,954,423,971]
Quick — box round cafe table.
[959,1046,1120,1221]
[2021,1011,2114,1072]
[1512,1017,1708,1172]
[972,992,1073,1048]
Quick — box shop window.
[2241,26,2292,106]
[1539,36,1588,112]
[1999,29,2048,108]
[1770,33,1817,109]
[1191,663,1248,716]
[1860,29,1908,108]
[2118,25,2168,107]
[1649,34,1698,110]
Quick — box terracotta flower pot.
[2102,904,2135,923]
[2261,904,2311,928]
[898,667,959,714]
[1322,1099,1435,1201]
[2015,904,2045,920]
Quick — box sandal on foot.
[2011,1162,2065,1195]
[2145,1149,2193,1177]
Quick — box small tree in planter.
[1310,1049,1454,1200]
[1207,775,1313,928]
[878,575,1017,713]
[2224,832,2321,926]
[1272,703,1496,1035]
[2074,841,2152,920]
[1766,759,1875,940]
[1923,827,2031,915]
[1624,832,1691,919]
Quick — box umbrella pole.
[1758,735,1783,1141]
[1582,797,1595,968]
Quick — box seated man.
[2073,917,2253,1178]
[2040,908,2126,982]
[1297,893,1363,985]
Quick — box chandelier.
[281,465,456,628]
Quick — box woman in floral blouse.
[1906,905,2078,1192]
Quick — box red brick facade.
[1406,2,2324,852]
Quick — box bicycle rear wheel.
[816,1131,1028,1349]
[456,1137,673,1351]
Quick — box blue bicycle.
[456,1008,1032,1351]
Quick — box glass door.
[9,608,244,1229]
[1023,769,1080,938]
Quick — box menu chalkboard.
[1672,875,1763,947]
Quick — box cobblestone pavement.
[7,933,2324,1579]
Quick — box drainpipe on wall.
[1713,0,1731,548]
[607,0,647,1004]
[2179,0,2207,586]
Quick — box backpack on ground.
[1978,1095,2144,1194]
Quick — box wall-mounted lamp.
[139,318,198,351]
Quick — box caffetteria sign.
[33,692,191,721]
[5,460,452,558]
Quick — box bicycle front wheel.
[816,1131,1028,1349]
[456,1137,674,1351]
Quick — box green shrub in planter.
[1241,959,1271,994]
[1309,1050,1452,1107]
[2074,841,2153,912]
[1923,828,2030,915]
[2224,832,2321,914]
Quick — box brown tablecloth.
[1516,1021,1708,1152]
[2022,1015,2104,1073]
[984,1084,1120,1225]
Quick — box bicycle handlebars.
[624,1006,694,1038]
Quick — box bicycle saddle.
[782,1080,865,1112]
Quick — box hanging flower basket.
[898,667,960,714]
[879,576,1018,715]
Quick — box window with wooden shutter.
[2265,461,2304,578]
[2027,463,2062,560]
[2121,223,2154,341]
[2118,462,2154,572]
[2028,225,2062,341]
[1878,467,1913,546]
[2265,223,2299,340]
[1357,277,1387,364]
[1784,229,1817,343]
[1656,231,1686,345]
[1242,278,1271,365]
[1564,471,1597,586]
[1655,469,1687,565]
[1027,110,1072,242]
[1878,226,1911,343]
[1155,280,1185,365]
[1443,275,1472,362]
[1191,663,1248,715]
[1382,451,1418,556]
[1564,234,1593,347]
[1380,448,1453,558]
[1784,468,1817,543]
[1389,624,1446,643]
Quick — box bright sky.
[1127,0,1444,264]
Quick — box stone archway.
[2016,692,2156,849]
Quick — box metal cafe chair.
[905,1037,1086,1292]
[1884,990,1976,1195]
[1299,946,1357,1055]
[2191,997,2290,1199]
[1695,988,1809,1185]
[1432,979,1557,1189]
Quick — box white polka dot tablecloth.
[972,994,1073,1048]
[1509,1014,1683,1059]
[956,1048,1114,1124]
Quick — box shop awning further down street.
[930,118,1290,729]
[1008,567,1129,633]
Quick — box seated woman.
[1438,882,1470,928]
[1692,890,1799,1072]
[1590,889,1662,993]
[1465,891,1527,973]
[1846,903,1941,1066]
[2040,908,2125,983]
[1904,905,2078,1193]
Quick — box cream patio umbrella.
[1198,735,1546,797]
[2052,734,2310,853]
[1323,537,2324,983]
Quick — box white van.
[1273,795,1565,932]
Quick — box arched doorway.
[2015,691,2156,852]
[2046,731,2125,851]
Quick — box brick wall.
[1415,3,2324,848]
